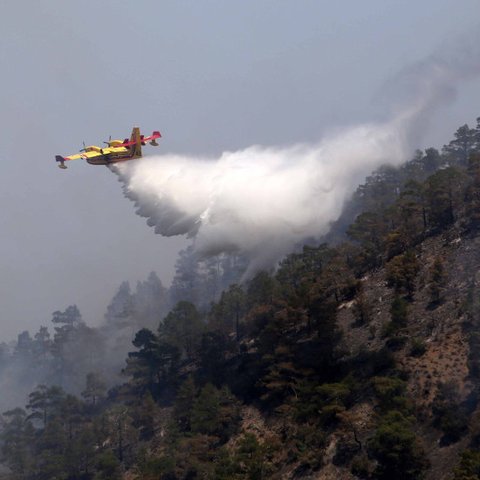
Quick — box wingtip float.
[55,127,161,169]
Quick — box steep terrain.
[2,121,480,479]
[117,224,480,480]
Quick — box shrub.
[410,338,426,357]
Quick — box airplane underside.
[86,154,141,166]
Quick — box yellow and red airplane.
[55,127,161,169]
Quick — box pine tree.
[134,271,169,329]
[33,326,52,363]
[368,411,428,479]
[465,154,480,229]
[50,305,83,386]
[159,301,204,361]
[387,295,408,336]
[26,384,65,428]
[174,375,197,432]
[199,331,230,386]
[352,286,372,326]
[443,124,477,165]
[429,256,447,305]
[104,281,133,329]
[425,167,466,229]
[82,371,107,407]
[209,284,247,341]
[386,251,420,299]
[125,328,180,399]
[1,408,34,476]
[191,383,221,436]
[347,211,390,268]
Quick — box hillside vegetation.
[2,120,480,479]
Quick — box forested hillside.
[2,120,480,479]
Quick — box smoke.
[114,34,480,271]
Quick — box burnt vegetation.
[2,120,480,478]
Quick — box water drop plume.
[113,33,480,270]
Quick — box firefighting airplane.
[55,127,161,169]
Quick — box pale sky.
[0,1,479,339]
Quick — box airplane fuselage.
[82,144,142,165]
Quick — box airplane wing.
[55,149,104,168]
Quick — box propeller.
[79,141,86,152]
[103,135,112,146]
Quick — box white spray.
[114,34,480,270]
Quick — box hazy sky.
[0,1,479,339]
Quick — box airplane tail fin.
[56,155,67,169]
[150,131,161,146]
[129,126,142,157]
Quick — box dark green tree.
[134,271,169,329]
[352,286,372,326]
[386,295,408,336]
[443,124,477,165]
[453,449,480,479]
[174,375,197,432]
[368,410,428,479]
[34,417,68,479]
[395,180,428,245]
[60,393,84,442]
[26,384,65,428]
[82,371,107,407]
[170,245,201,305]
[50,305,83,386]
[14,330,33,360]
[465,154,480,230]
[159,301,204,361]
[95,449,122,480]
[347,211,390,268]
[33,326,52,363]
[199,331,230,386]
[190,384,240,441]
[104,281,133,329]
[386,251,419,299]
[125,328,180,399]
[209,284,247,341]
[1,408,34,477]
[247,271,278,307]
[425,167,466,229]
[428,256,447,305]
[422,147,443,173]
[130,393,158,440]
[191,383,222,436]
[372,376,408,411]
[432,381,468,444]
[235,433,272,480]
